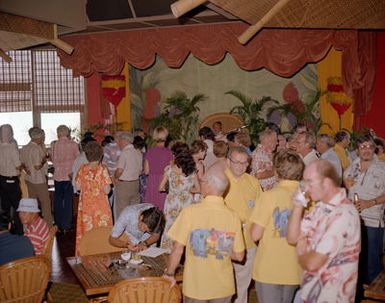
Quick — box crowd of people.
[1,120,385,303]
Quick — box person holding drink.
[344,135,385,285]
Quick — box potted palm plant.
[151,91,206,143]
[227,90,279,144]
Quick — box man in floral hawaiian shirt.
[251,129,277,191]
[287,160,361,303]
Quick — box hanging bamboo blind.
[0,49,84,113]
[0,50,32,112]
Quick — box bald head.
[201,166,229,197]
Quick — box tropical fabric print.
[161,165,194,251]
[299,189,360,303]
[189,228,235,260]
[75,164,113,254]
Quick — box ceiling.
[0,0,384,55]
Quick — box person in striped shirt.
[17,198,49,256]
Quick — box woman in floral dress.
[159,150,199,251]
[75,141,113,254]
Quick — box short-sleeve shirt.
[298,189,361,303]
[51,137,79,181]
[224,168,261,249]
[24,216,50,256]
[249,180,302,285]
[0,142,21,177]
[344,156,385,227]
[111,203,154,244]
[21,141,47,184]
[167,195,245,300]
[116,144,142,181]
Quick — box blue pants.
[54,181,73,230]
[361,225,384,284]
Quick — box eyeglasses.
[359,144,375,150]
[229,158,249,166]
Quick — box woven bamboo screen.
[32,50,84,113]
[0,50,32,112]
[210,0,385,29]
[0,49,84,113]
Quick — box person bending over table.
[108,203,165,252]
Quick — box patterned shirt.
[103,142,120,175]
[111,203,154,244]
[24,216,50,256]
[51,137,79,181]
[299,189,361,303]
[344,155,385,227]
[251,144,277,191]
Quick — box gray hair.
[301,132,316,149]
[205,168,229,195]
[227,146,249,160]
[29,127,45,140]
[259,128,276,142]
[117,131,134,144]
[317,134,335,148]
[56,125,70,138]
[0,124,14,143]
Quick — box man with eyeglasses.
[344,134,385,285]
[224,146,262,303]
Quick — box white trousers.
[233,247,257,303]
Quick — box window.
[0,49,85,145]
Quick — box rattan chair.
[42,225,58,264]
[107,277,182,303]
[78,226,125,256]
[199,112,244,134]
[0,256,51,303]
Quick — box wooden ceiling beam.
[171,0,207,18]
[238,0,291,44]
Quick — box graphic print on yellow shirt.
[189,228,235,260]
[272,207,291,238]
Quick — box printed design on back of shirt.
[272,207,291,237]
[189,228,235,260]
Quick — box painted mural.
[129,54,318,133]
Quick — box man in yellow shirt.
[164,166,245,303]
[224,146,262,303]
[334,130,351,170]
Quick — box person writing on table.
[108,203,165,252]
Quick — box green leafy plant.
[151,91,206,143]
[227,90,278,144]
[267,90,331,136]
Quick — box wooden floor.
[50,230,78,284]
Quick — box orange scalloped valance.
[58,24,376,128]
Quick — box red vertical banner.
[364,33,385,138]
